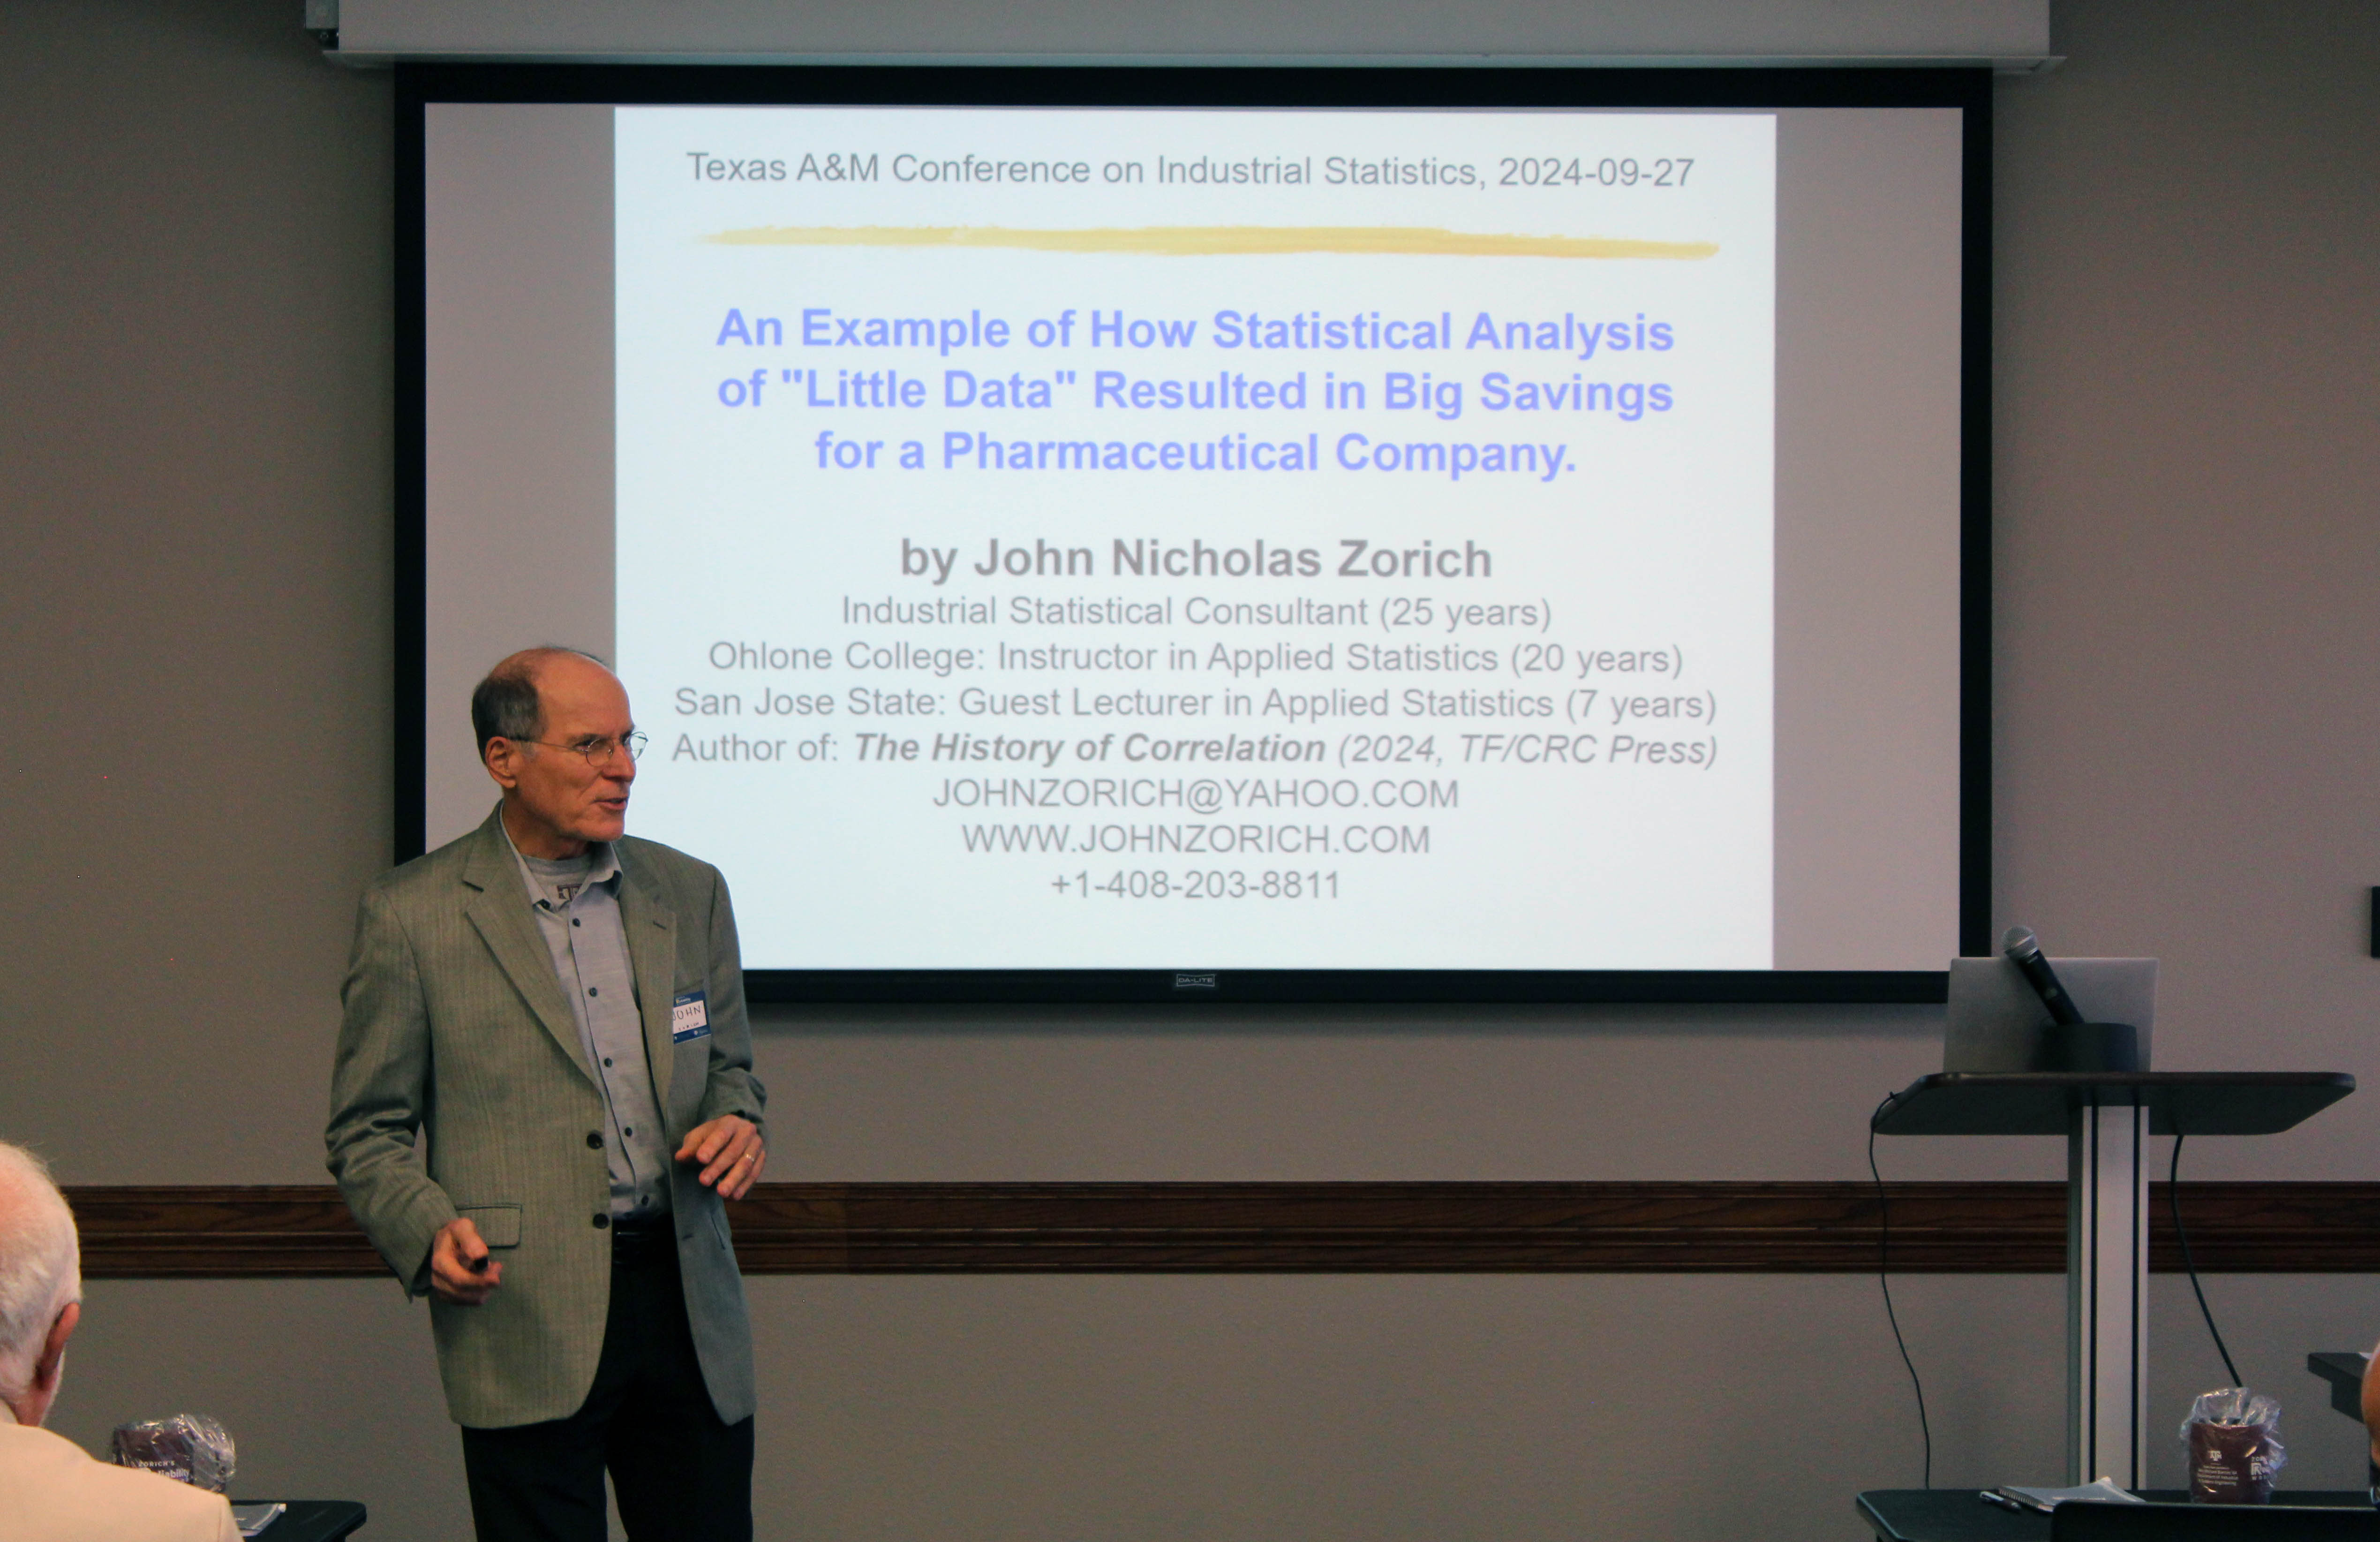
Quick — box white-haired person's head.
[0,1140,82,1429]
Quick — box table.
[2309,1353,2369,1421]
[230,1499,367,1540]
[1859,1490,2380,1541]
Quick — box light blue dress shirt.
[510,835,673,1218]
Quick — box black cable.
[1871,1092,1932,1489]
[2169,1132,2242,1388]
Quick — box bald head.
[470,646,612,760]
[0,1141,80,1408]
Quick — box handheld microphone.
[2001,925,2086,1026]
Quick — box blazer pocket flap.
[457,1204,521,1249]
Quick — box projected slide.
[613,106,1776,970]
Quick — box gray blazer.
[325,805,765,1429]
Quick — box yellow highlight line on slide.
[703,225,1717,260]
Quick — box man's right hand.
[429,1217,502,1305]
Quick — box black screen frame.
[395,63,1991,1006]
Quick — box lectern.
[1873,1072,2353,1486]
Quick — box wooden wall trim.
[62,1182,2380,1279]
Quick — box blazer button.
[592,1214,609,1230]
[586,1132,603,1149]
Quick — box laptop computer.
[1943,956,2158,1073]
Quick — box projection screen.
[401,68,1988,1002]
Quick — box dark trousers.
[460,1228,753,1542]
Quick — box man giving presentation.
[327,647,768,1542]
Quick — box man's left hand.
[678,1115,765,1200]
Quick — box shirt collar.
[499,816,623,909]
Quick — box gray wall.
[4,2,2378,1537]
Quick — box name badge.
[671,990,710,1043]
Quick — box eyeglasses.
[512,731,648,766]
